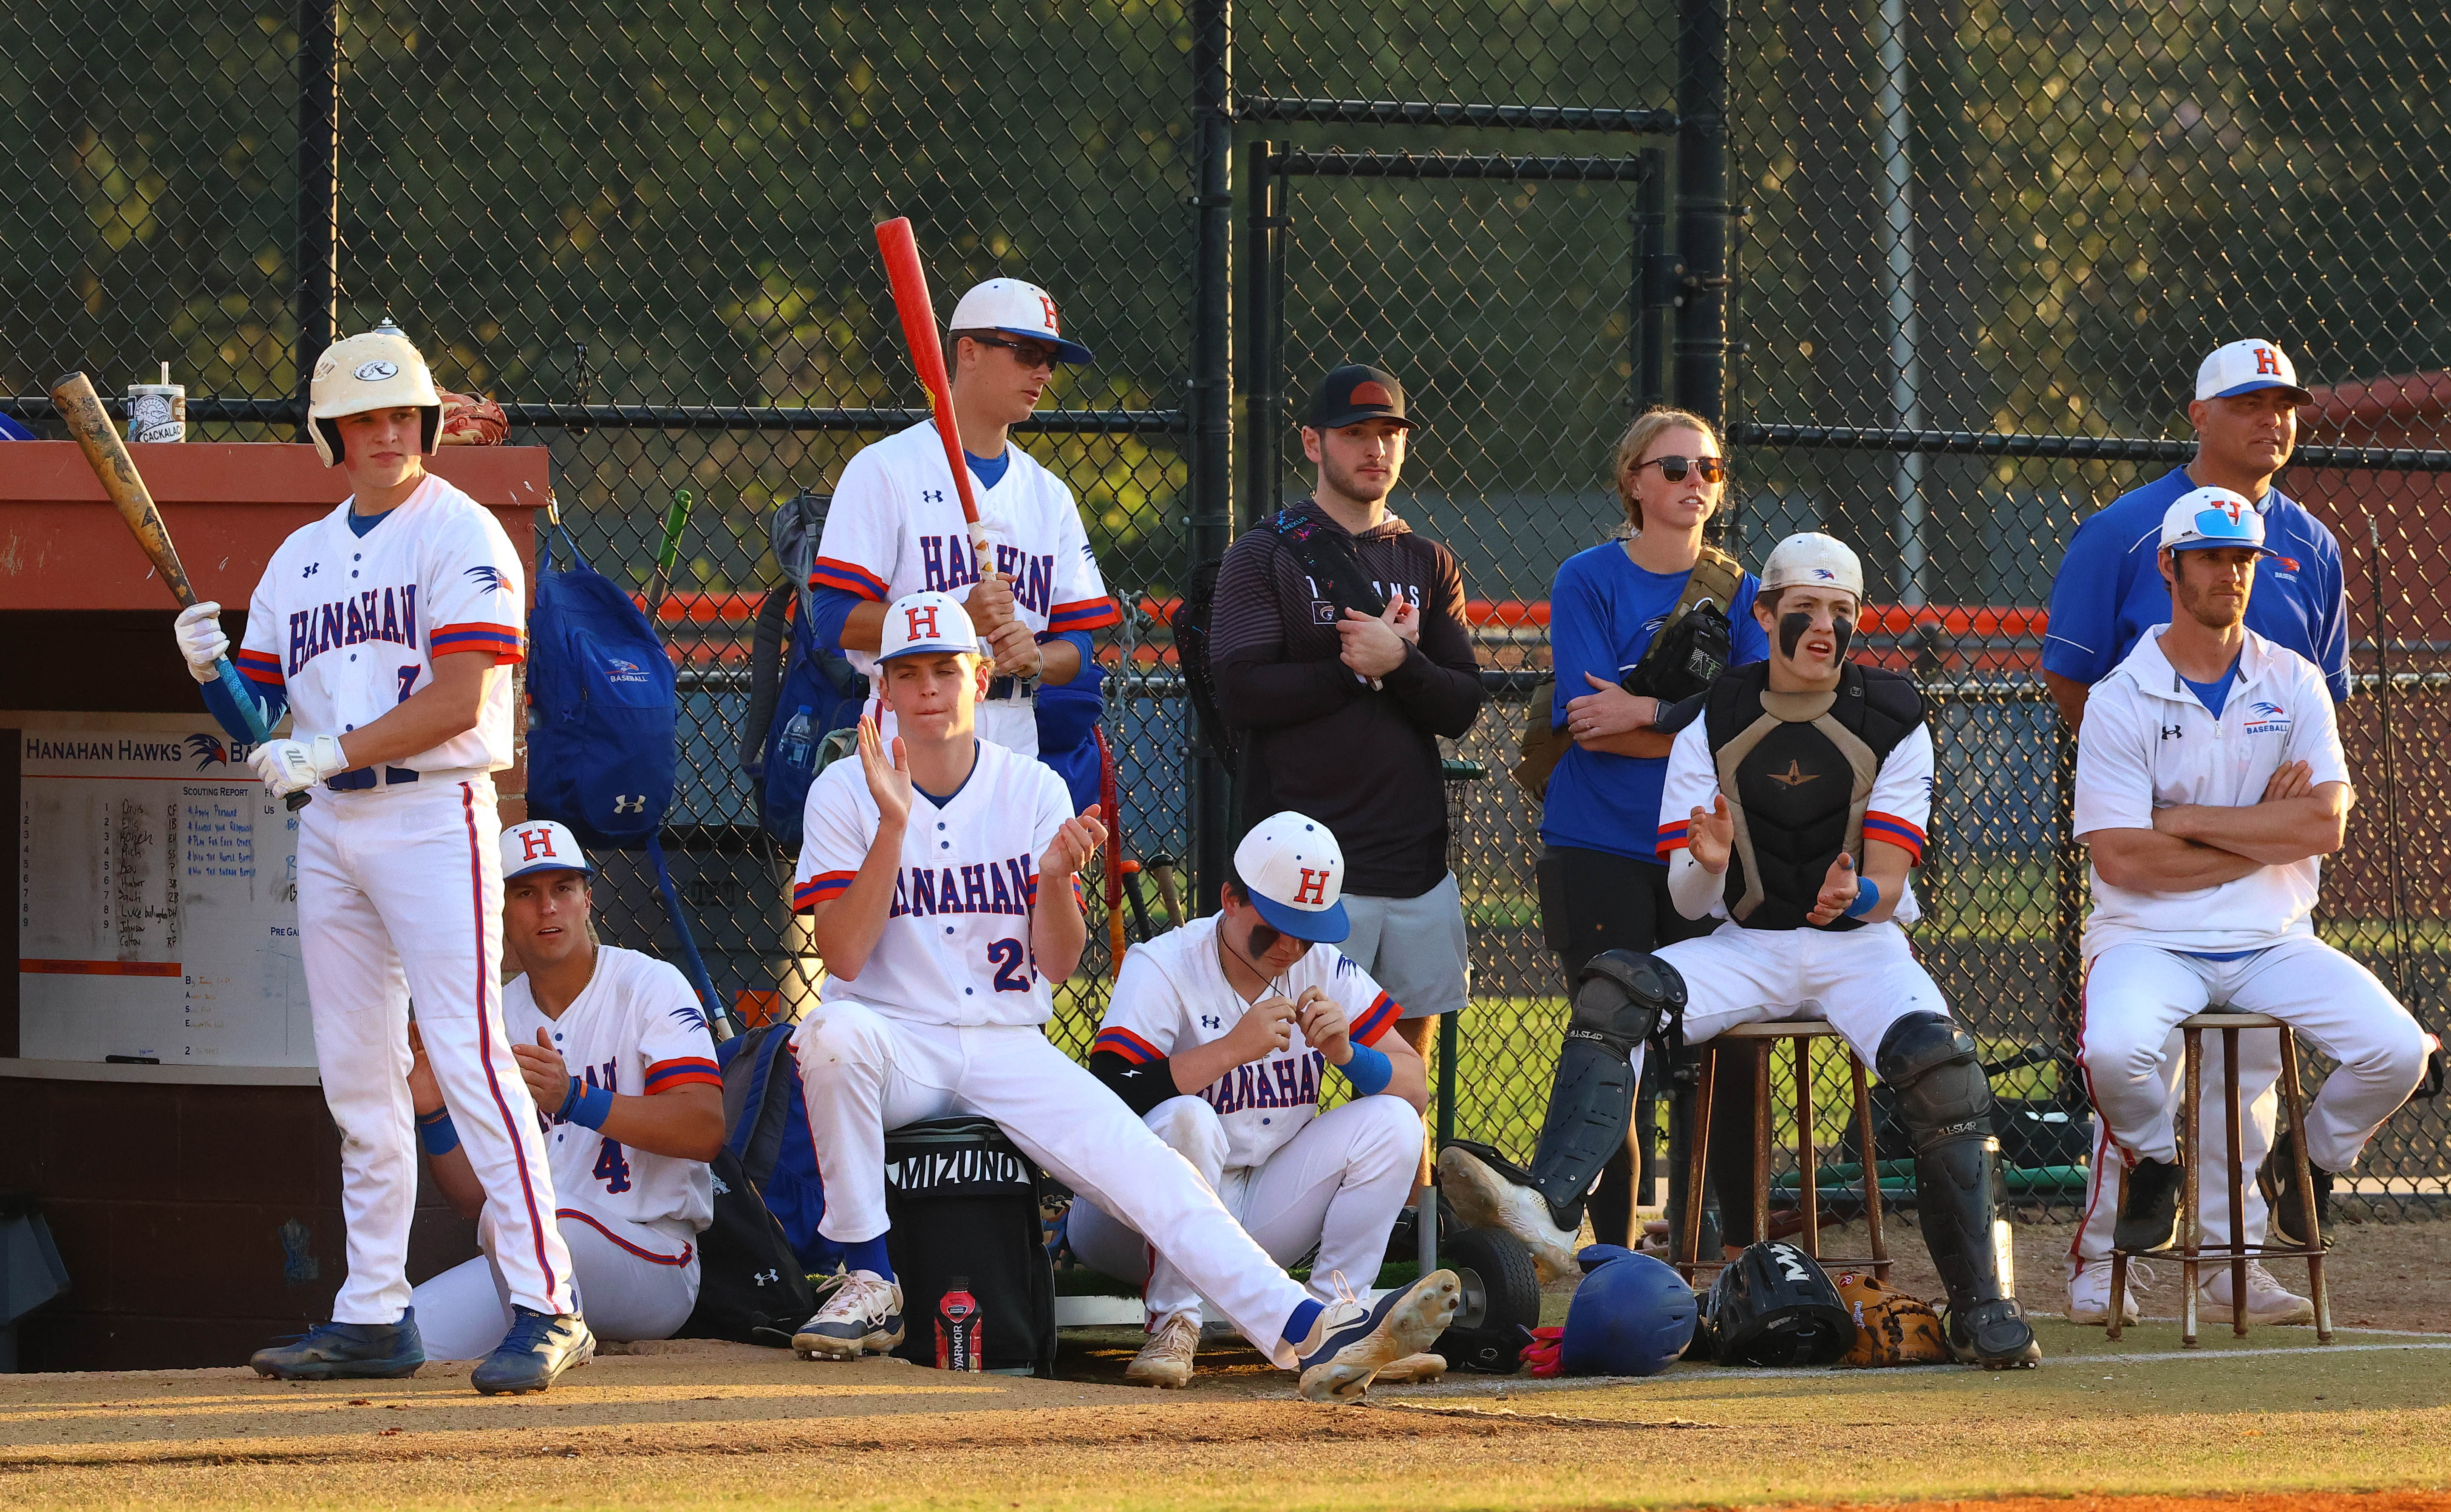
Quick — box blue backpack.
[738,492,866,853]
[526,523,722,1021]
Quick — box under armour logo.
[1766,760,1820,787]
[923,489,944,503]
[518,827,558,860]
[752,1268,779,1286]
[2255,347,2281,375]
[1201,1015,1222,1030]
[612,794,647,814]
[2160,724,2185,741]
[1038,294,1060,331]
[302,562,319,578]
[1293,868,1329,905]
[904,604,941,640]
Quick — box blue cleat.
[470,1306,594,1395]
[250,1308,426,1380]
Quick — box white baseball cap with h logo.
[501,819,593,881]
[2196,338,2313,404]
[1232,810,1350,943]
[948,278,1093,365]
[878,591,981,661]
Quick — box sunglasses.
[968,334,1061,370]
[1634,454,1727,483]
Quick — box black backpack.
[672,1146,818,1345]
[883,1118,1057,1377]
[1172,509,1390,769]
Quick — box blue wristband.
[1340,1042,1394,1097]
[560,1078,616,1130]
[1843,875,1880,919]
[416,1108,460,1157]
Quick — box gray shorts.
[1337,873,1471,1019]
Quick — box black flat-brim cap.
[1306,364,1415,430]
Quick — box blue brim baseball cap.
[1248,886,1350,944]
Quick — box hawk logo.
[184,733,228,769]
[2243,700,2292,736]
[904,603,942,641]
[2255,347,2281,376]
[1811,568,1837,580]
[464,565,504,593]
[1293,868,1330,905]
[2248,700,2286,720]
[1766,759,1820,787]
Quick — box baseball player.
[1068,811,1432,1389]
[784,591,1460,1401]
[2075,491,2429,1263]
[408,821,724,1359]
[805,278,1119,757]
[172,322,586,1393]
[2042,339,2346,1327]
[1443,534,2041,1369]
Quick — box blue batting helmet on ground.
[1561,1244,1698,1376]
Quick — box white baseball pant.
[2068,1026,2278,1280]
[301,775,574,1325]
[1622,921,1952,1088]
[792,1003,1325,1366]
[411,1194,699,1360]
[1065,1094,1423,1327]
[2078,937,2428,1176]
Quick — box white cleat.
[2066,1258,2148,1325]
[1375,1351,1449,1384]
[792,1270,904,1361]
[2201,1261,2316,1326]
[1126,1311,1200,1389]
[1438,1145,1581,1286]
[1294,1270,1463,1404]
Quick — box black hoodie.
[1209,499,1486,896]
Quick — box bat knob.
[286,791,312,812]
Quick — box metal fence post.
[294,0,340,441]
[1673,0,1730,426]
[1190,0,1234,914]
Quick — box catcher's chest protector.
[1702,663,1924,931]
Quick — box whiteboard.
[11,712,313,1067]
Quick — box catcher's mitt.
[439,389,508,446]
[1833,1270,1950,1368]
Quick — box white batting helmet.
[308,319,444,466]
[1760,532,1865,599]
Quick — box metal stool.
[1676,1018,1891,1282]
[2107,1011,2333,1346]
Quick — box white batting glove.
[174,602,230,684]
[251,734,350,797]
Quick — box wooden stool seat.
[1676,1017,1891,1283]
[2107,1010,2334,1345]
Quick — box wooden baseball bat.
[873,218,993,570]
[50,370,307,809]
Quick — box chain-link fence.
[6,1,2445,1224]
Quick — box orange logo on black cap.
[1350,380,1395,407]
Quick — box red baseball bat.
[875,218,993,571]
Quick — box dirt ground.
[4,1213,2443,1511]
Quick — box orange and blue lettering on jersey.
[643,1056,722,1093]
[286,584,418,674]
[886,853,1038,919]
[792,869,856,910]
[1862,810,1926,862]
[1655,817,1691,859]
[809,556,890,601]
[1092,1025,1164,1064]
[915,535,1061,616]
[1202,1050,1326,1116]
[430,621,524,663]
[1349,991,1402,1046]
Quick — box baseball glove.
[439,389,508,445]
[1833,1270,1950,1368]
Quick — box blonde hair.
[1611,406,1723,534]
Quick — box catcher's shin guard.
[1876,1012,2038,1368]
[1528,951,1685,1224]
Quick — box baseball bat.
[1094,725,1124,975]
[1146,851,1185,930]
[49,371,308,811]
[647,486,691,618]
[873,218,993,570]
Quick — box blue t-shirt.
[1538,543,1768,863]
[2181,656,2241,718]
[2041,467,2347,701]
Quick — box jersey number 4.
[594,1137,633,1194]
[985,937,1031,992]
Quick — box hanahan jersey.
[791,738,1073,1028]
[235,472,525,771]
[507,945,722,1236]
[809,419,1120,679]
[1092,914,1403,1172]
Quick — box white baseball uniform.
[413,946,722,1358]
[809,420,1119,753]
[788,740,1328,1366]
[1632,712,1951,1079]
[2073,628,2428,1176]
[1065,916,1419,1325]
[235,472,574,1325]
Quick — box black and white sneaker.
[2259,1127,2336,1252]
[1292,1270,1462,1403]
[1438,1144,1581,1286]
[2112,1156,2184,1254]
[792,1270,904,1361]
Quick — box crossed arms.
[2083,759,2351,892]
